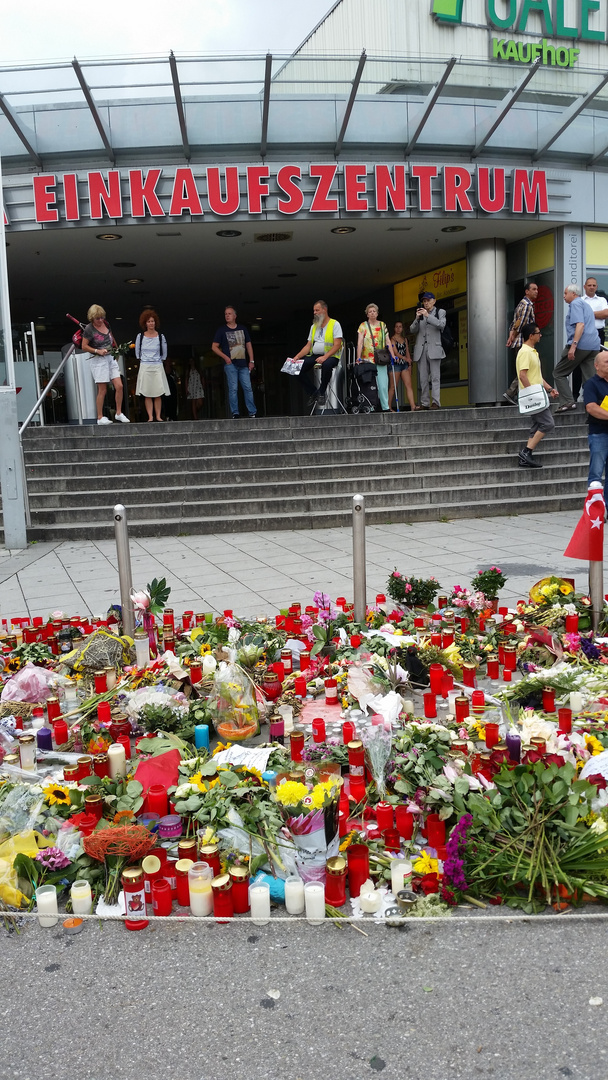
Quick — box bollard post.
[353,494,366,624]
[589,560,604,633]
[114,504,135,638]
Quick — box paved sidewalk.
[0,509,589,622]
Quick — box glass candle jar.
[312,717,326,744]
[178,838,198,864]
[390,858,413,895]
[152,879,172,917]
[262,672,282,701]
[284,874,305,914]
[122,868,148,930]
[70,879,92,915]
[249,880,271,926]
[198,844,221,878]
[229,866,250,913]
[18,734,36,772]
[347,843,370,899]
[188,862,213,917]
[175,859,194,906]
[147,785,169,818]
[305,881,325,925]
[36,884,59,927]
[84,794,104,821]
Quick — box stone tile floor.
[0,509,593,622]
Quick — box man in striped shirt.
[503,282,538,405]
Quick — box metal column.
[114,504,135,637]
[353,494,366,623]
[0,387,28,548]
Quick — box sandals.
[555,403,577,412]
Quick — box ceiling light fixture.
[331,226,356,234]
[297,256,319,262]
[96,233,122,241]
[441,225,466,233]
[125,277,143,284]
[277,273,297,278]
[114,261,136,267]
[216,229,242,238]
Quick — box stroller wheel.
[361,404,372,414]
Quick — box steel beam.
[169,51,190,161]
[472,58,540,158]
[260,53,273,159]
[334,50,366,157]
[405,57,456,155]
[533,71,608,160]
[0,93,41,167]
[72,57,115,164]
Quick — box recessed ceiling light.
[114,316,123,320]
[125,277,143,284]
[331,226,356,234]
[37,315,45,318]
[441,225,466,233]
[216,229,242,238]
[387,226,412,232]
[97,233,122,241]
[187,317,194,320]
[277,273,297,278]
[114,261,136,267]
[297,256,319,262]
[156,232,182,237]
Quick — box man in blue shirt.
[212,306,257,419]
[583,349,608,503]
[553,285,601,412]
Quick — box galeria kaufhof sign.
[4,165,553,227]
[433,0,607,67]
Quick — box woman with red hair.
[135,309,170,422]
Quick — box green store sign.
[432,0,606,67]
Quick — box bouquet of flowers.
[274,773,342,883]
[387,571,440,609]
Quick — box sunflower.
[234,765,263,784]
[3,657,21,673]
[43,782,71,806]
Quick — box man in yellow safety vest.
[292,300,343,406]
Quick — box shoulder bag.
[367,321,391,365]
[518,383,550,415]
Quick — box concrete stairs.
[11,406,590,541]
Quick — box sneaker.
[115,413,130,423]
[518,448,542,468]
[97,416,112,425]
[307,394,319,406]
[248,413,257,418]
[503,391,517,405]
[232,413,240,419]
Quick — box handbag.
[366,321,391,365]
[518,383,550,415]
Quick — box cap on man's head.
[420,291,435,300]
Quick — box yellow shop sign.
[394,259,467,311]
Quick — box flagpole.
[589,560,604,633]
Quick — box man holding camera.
[409,292,446,410]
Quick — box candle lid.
[199,843,219,855]
[229,866,249,881]
[142,855,161,874]
[212,873,231,891]
[19,733,35,744]
[347,740,363,751]
[122,867,144,884]
[326,856,346,875]
[175,859,195,873]
[3,753,20,764]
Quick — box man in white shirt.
[293,300,343,405]
[574,277,608,400]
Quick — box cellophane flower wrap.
[274,773,342,884]
[206,661,259,742]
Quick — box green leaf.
[183,795,203,811]
[564,803,580,827]
[218,770,240,789]
[199,761,218,777]
[80,774,102,787]
[132,796,144,812]
[454,778,470,797]
[126,780,143,797]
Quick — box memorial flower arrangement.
[388,571,440,609]
[470,566,507,600]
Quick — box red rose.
[586,773,607,791]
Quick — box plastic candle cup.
[375,802,394,831]
[249,881,271,925]
[390,858,413,895]
[52,719,69,747]
[383,828,401,853]
[461,663,477,687]
[229,867,250,913]
[175,859,194,907]
[18,734,36,772]
[423,693,437,719]
[347,843,370,898]
[194,724,210,750]
[425,813,446,849]
[558,708,572,734]
[278,704,294,734]
[147,785,169,818]
[485,722,500,749]
[454,696,469,722]
[70,880,92,915]
[542,687,556,713]
[107,743,127,780]
[403,699,414,716]
[290,732,304,761]
[152,879,173,917]
[486,656,499,680]
[570,692,583,714]
[212,874,234,922]
[304,882,325,925]
[429,664,443,695]
[188,862,213,917]
[471,690,485,715]
[395,804,415,839]
[36,884,59,927]
[312,717,326,743]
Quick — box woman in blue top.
[135,309,169,422]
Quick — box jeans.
[225,363,256,416]
[588,432,608,503]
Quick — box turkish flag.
[564,483,605,561]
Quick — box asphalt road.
[2,916,607,1080]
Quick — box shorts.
[90,355,120,383]
[529,405,555,436]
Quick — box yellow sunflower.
[413,850,439,875]
[43,782,71,806]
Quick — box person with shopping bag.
[516,324,558,468]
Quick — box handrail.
[18,343,75,440]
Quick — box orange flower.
[113,810,136,823]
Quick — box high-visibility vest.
[308,318,343,360]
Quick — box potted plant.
[387,570,440,610]
[470,566,507,609]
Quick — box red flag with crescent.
[564,482,605,561]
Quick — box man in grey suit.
[410,292,446,409]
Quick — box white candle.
[107,743,126,780]
[570,691,583,714]
[358,881,382,913]
[403,699,414,716]
[249,883,271,925]
[105,667,117,690]
[70,879,92,915]
[134,634,150,668]
[188,863,213,916]
[18,735,36,772]
[390,858,413,895]
[278,705,294,735]
[36,884,59,927]
[304,882,325,925]
[284,875,305,914]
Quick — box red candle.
[395,805,415,839]
[348,740,365,780]
[429,664,443,695]
[294,676,307,698]
[281,649,293,674]
[272,662,285,683]
[414,617,425,630]
[229,868,250,913]
[503,645,517,671]
[182,610,193,630]
[312,717,326,744]
[117,734,132,761]
[324,678,338,704]
[147,785,169,817]
[376,594,386,606]
[189,663,203,684]
[486,657,499,679]
[425,813,446,849]
[94,671,107,694]
[478,617,486,632]
[461,663,477,688]
[93,754,110,779]
[383,828,401,853]
[290,731,304,761]
[471,690,485,714]
[376,802,394,831]
[423,693,437,719]
[152,879,172,917]
[454,696,469,722]
[565,613,579,633]
[299,651,311,671]
[77,755,93,780]
[502,669,512,683]
[349,776,367,803]
[342,720,356,744]
[558,708,572,734]
[459,617,469,633]
[542,687,556,713]
[325,857,347,906]
[122,868,148,931]
[498,644,505,666]
[175,860,193,906]
[46,697,61,723]
[336,596,346,609]
[347,843,370,898]
[441,673,454,699]
[441,631,454,648]
[212,875,233,921]
[97,701,111,725]
[53,719,69,747]
[485,722,500,749]
[430,632,441,647]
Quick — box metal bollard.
[114,504,135,638]
[353,494,366,624]
[589,559,604,633]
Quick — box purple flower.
[35,847,71,871]
[443,813,473,894]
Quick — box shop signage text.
[20,165,550,226]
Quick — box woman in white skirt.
[135,309,170,421]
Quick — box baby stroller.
[347,360,379,413]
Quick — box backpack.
[440,320,454,354]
